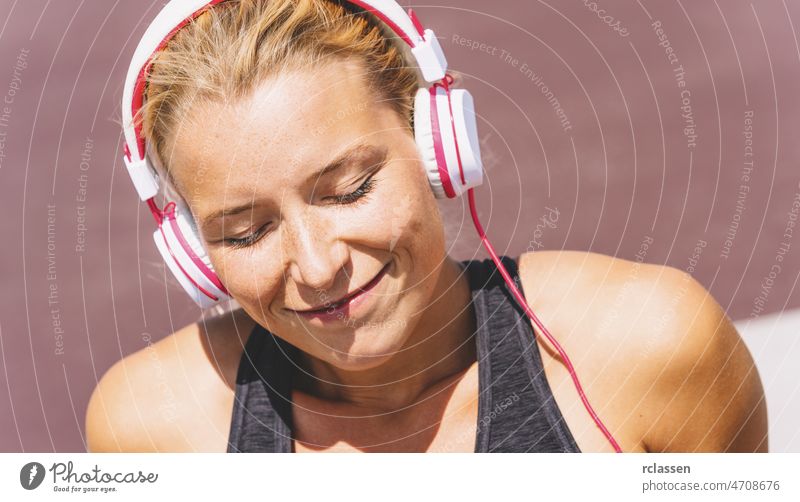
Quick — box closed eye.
[325,174,377,205]
[223,173,380,249]
[223,223,270,249]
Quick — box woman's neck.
[293,256,477,413]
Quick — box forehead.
[166,59,385,200]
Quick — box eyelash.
[223,174,378,249]
[329,175,377,205]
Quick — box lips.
[290,261,391,315]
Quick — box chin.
[311,325,410,372]
[326,353,394,372]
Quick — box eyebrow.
[200,142,384,229]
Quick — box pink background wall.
[1,0,798,452]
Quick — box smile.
[289,261,392,321]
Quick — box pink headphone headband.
[121,0,447,203]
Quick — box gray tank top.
[227,255,580,452]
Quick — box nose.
[283,209,348,293]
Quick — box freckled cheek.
[209,250,283,305]
[319,196,398,247]
[388,196,437,249]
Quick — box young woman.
[85,0,767,453]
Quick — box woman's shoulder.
[515,249,715,373]
[516,249,704,338]
[85,308,256,452]
[515,249,737,361]
[515,250,767,451]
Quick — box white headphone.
[121,0,483,307]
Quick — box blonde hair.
[136,0,422,180]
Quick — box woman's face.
[166,60,448,371]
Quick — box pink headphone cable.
[467,188,623,453]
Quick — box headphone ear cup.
[172,203,214,270]
[151,201,231,308]
[414,86,484,199]
[447,88,483,192]
[414,87,448,199]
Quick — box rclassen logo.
[20,462,46,490]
